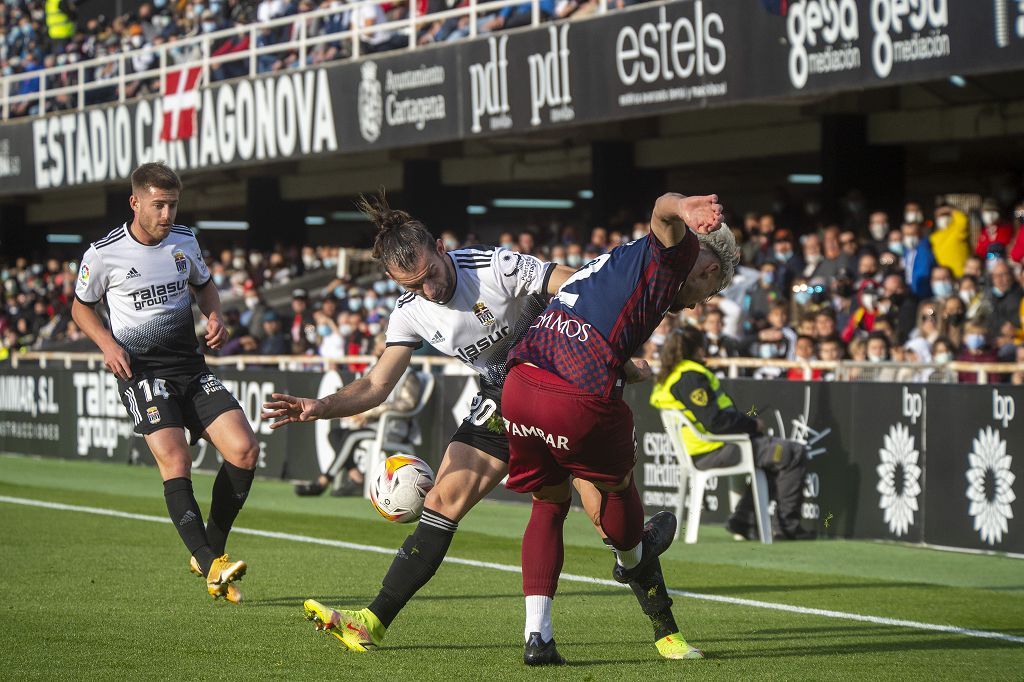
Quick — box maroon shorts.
[503,364,637,493]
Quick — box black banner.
[1,365,1021,553]
[4,0,1024,195]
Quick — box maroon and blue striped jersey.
[509,228,700,397]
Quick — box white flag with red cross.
[161,66,203,142]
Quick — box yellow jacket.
[930,209,969,278]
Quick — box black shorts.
[118,369,241,445]
[449,380,509,462]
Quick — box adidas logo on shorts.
[126,267,141,279]
[431,331,445,343]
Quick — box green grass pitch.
[1,454,1022,680]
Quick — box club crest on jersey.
[146,406,162,424]
[173,250,187,274]
[473,302,496,326]
[78,264,90,286]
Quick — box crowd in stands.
[3,193,1024,383]
[2,0,651,117]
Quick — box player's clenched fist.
[678,194,723,234]
[261,393,326,429]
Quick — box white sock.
[524,595,553,642]
[614,541,643,570]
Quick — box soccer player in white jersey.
[263,193,682,665]
[71,162,259,604]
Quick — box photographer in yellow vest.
[650,325,815,540]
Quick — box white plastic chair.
[658,409,772,545]
[352,371,435,498]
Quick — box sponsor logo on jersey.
[473,301,496,326]
[431,330,445,344]
[78,264,90,286]
[146,406,161,424]
[455,325,509,363]
[173,250,187,274]
[125,267,141,279]
[530,311,592,342]
[131,279,189,310]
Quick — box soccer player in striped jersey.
[71,162,259,604]
[263,193,661,665]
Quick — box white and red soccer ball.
[369,454,435,523]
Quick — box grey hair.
[696,222,740,294]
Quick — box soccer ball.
[369,454,435,523]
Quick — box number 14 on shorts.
[124,378,170,425]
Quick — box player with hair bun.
[264,190,686,665]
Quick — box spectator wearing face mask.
[929,266,955,301]
[798,233,825,279]
[742,262,781,329]
[975,199,1014,258]
[745,301,796,360]
[956,321,1000,383]
[930,203,969,277]
[769,230,800,288]
[867,211,890,253]
[985,260,1023,338]
[903,201,925,232]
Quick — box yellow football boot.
[205,554,247,602]
[303,600,385,652]
[190,556,243,604]
[655,633,705,659]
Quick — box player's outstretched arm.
[261,344,414,428]
[650,193,724,247]
[72,298,133,380]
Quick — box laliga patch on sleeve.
[689,388,708,407]
[78,264,90,287]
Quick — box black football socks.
[605,538,678,641]
[163,477,217,575]
[206,460,256,556]
[369,508,458,628]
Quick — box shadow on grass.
[248,590,626,607]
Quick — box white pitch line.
[2,494,1022,646]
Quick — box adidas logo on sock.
[126,267,141,279]
[431,331,445,343]
[179,509,198,526]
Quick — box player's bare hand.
[625,359,653,384]
[102,344,132,381]
[262,393,325,428]
[680,194,723,234]
[205,314,228,350]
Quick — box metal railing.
[7,351,1024,384]
[1,0,611,121]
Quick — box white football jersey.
[385,247,553,385]
[75,223,211,373]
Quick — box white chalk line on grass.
[2,494,1022,646]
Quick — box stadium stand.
[3,197,1023,383]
